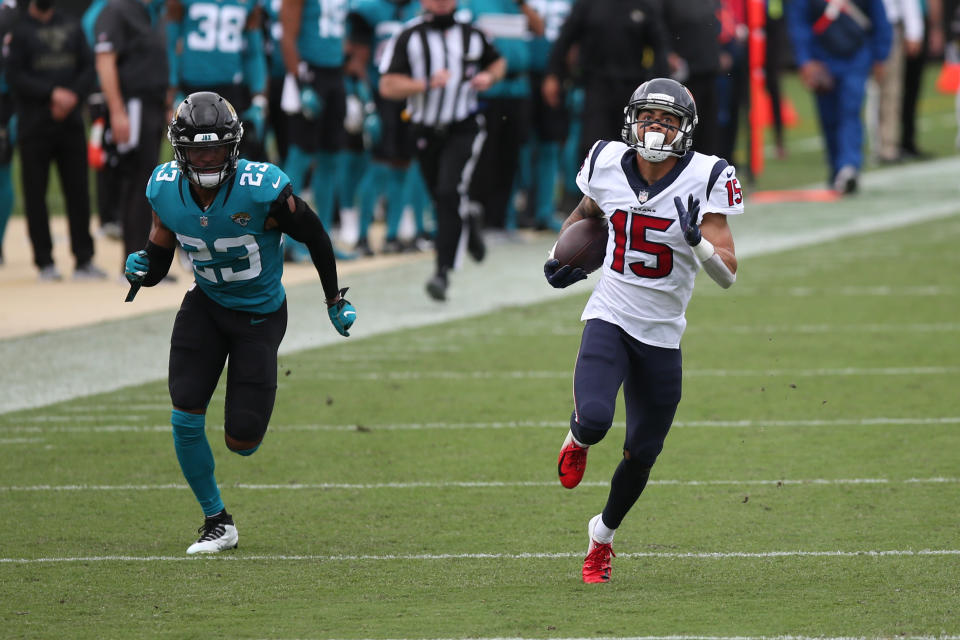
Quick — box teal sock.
[171,410,223,517]
[310,151,338,230]
[283,145,312,192]
[0,164,11,252]
[535,142,560,221]
[384,167,406,240]
[233,444,260,457]
[336,151,367,210]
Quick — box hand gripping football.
[553,216,608,274]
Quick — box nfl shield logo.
[637,190,649,204]
[200,216,209,227]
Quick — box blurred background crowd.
[0,0,957,282]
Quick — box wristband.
[691,236,715,262]
[251,94,268,109]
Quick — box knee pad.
[573,398,615,432]
[570,410,607,446]
[623,440,664,468]
[224,408,267,449]
[619,452,653,480]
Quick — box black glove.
[674,194,702,246]
[544,258,587,288]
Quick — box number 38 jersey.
[576,140,744,349]
[146,159,291,315]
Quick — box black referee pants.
[114,97,166,261]
[18,118,94,269]
[472,96,530,229]
[415,116,486,274]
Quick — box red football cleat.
[582,514,615,583]
[557,431,589,489]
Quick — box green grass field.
[2,206,959,637]
[2,66,960,638]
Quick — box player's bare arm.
[560,196,603,233]
[698,212,737,275]
[280,0,304,75]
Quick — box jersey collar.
[620,148,693,204]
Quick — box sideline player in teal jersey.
[166,0,268,158]
[280,0,348,236]
[124,92,357,554]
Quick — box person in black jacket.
[93,0,168,273]
[7,0,105,280]
[542,0,670,164]
[660,0,723,157]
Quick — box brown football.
[554,216,608,274]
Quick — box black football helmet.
[168,91,243,188]
[621,78,698,162]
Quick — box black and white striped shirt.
[379,17,500,129]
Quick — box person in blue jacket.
[786,0,892,194]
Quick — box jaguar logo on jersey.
[637,190,649,204]
[200,216,209,227]
[231,212,252,227]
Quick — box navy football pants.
[570,318,682,467]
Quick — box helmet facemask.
[621,93,697,163]
[168,93,244,188]
[172,136,242,188]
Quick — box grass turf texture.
[1,210,959,637]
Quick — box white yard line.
[280,366,960,380]
[3,416,959,433]
[3,549,959,564]
[0,477,956,492]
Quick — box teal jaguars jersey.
[176,0,257,86]
[349,0,420,87]
[460,0,531,98]
[527,0,571,72]
[146,159,291,314]
[265,0,286,78]
[298,0,348,67]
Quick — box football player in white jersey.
[543,77,743,583]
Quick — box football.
[553,216,608,273]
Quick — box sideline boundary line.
[3,549,959,564]
[1,477,958,492]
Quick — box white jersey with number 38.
[575,140,744,349]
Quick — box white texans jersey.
[576,140,744,348]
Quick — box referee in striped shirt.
[379,0,506,301]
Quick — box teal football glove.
[125,250,149,284]
[242,103,266,140]
[362,111,382,148]
[327,287,356,337]
[300,86,322,120]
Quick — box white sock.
[591,514,615,544]
[565,430,588,449]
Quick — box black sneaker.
[466,215,485,262]
[425,271,448,301]
[354,237,375,257]
[382,238,404,254]
[186,510,238,555]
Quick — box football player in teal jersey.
[125,92,356,554]
[279,0,349,240]
[166,0,268,159]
